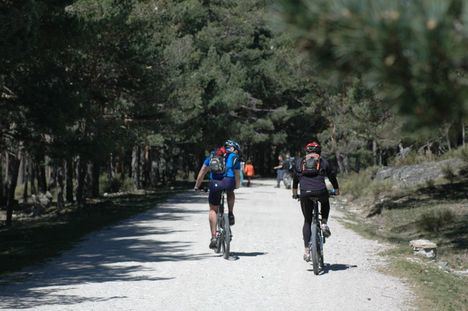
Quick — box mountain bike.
[215,190,231,259]
[300,190,336,275]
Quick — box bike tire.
[222,214,231,259]
[215,219,222,254]
[310,223,320,275]
[319,235,324,268]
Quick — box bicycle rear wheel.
[310,223,320,275]
[215,217,222,254]
[222,214,231,259]
[319,233,324,268]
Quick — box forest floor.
[339,172,468,310]
[0,179,412,310]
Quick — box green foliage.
[279,0,468,129]
[416,207,455,233]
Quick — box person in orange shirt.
[244,160,255,187]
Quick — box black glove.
[292,194,299,200]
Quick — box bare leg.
[209,204,218,237]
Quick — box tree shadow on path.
[0,192,211,310]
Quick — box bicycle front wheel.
[310,223,320,275]
[222,213,231,259]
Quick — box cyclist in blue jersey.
[194,140,241,249]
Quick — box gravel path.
[0,180,412,310]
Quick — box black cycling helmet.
[224,139,241,152]
[305,141,321,154]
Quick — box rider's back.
[293,156,338,195]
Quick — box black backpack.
[209,153,226,174]
[301,154,322,177]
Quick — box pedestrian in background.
[273,155,284,188]
[244,160,255,187]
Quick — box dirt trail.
[0,180,412,310]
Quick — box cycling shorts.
[208,177,236,205]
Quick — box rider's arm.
[234,170,241,188]
[326,163,340,194]
[195,164,210,189]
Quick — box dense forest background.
[1,0,467,226]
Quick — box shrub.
[441,165,457,184]
[441,145,468,162]
[460,147,468,162]
[120,177,135,192]
[391,151,432,167]
[341,166,381,199]
[416,208,455,233]
[368,180,394,198]
[425,179,435,189]
[99,175,133,193]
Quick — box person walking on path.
[273,155,285,188]
[244,160,255,187]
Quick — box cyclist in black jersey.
[291,141,340,259]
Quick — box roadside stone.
[410,239,437,259]
[375,158,465,186]
[438,261,449,271]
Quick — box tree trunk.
[107,153,114,188]
[65,157,74,203]
[0,154,4,207]
[143,146,151,188]
[22,154,29,203]
[76,157,86,207]
[2,151,9,208]
[30,161,37,195]
[372,140,378,166]
[355,154,361,173]
[446,134,452,151]
[342,154,350,173]
[6,152,21,227]
[335,151,345,174]
[37,158,47,193]
[462,121,466,147]
[119,151,126,183]
[57,164,65,210]
[132,146,141,189]
[91,160,100,197]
